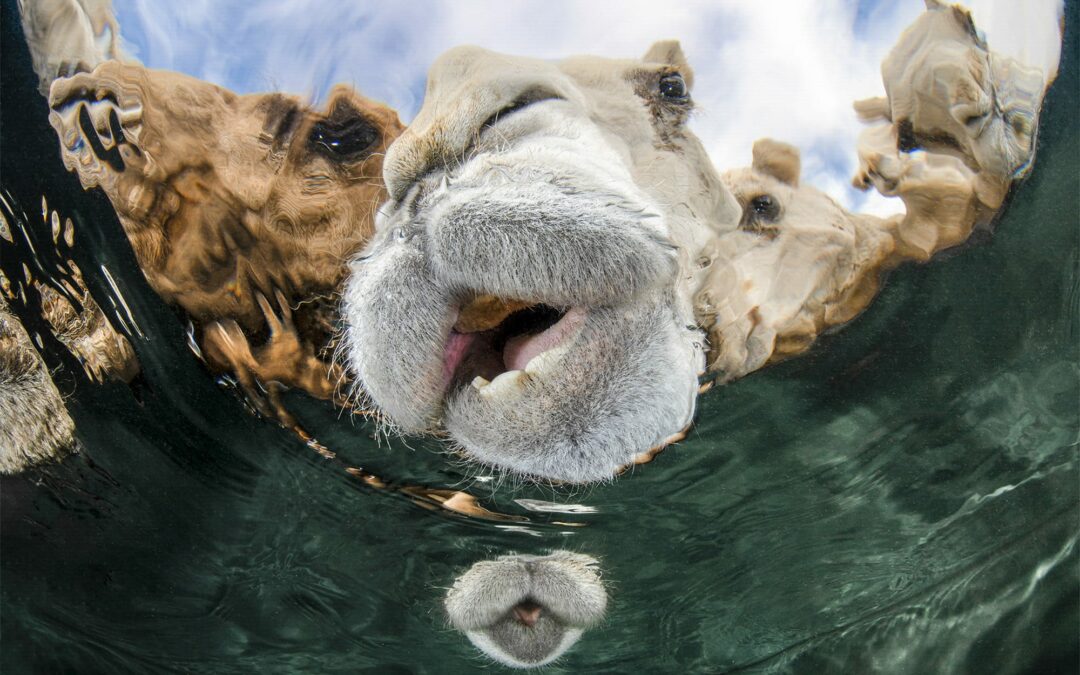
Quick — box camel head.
[705,139,897,380]
[341,42,741,483]
[48,62,404,334]
[861,0,1047,181]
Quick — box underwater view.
[2,0,1077,672]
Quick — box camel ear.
[644,40,687,67]
[643,40,694,89]
[752,138,801,186]
[924,0,984,45]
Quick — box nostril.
[481,87,564,131]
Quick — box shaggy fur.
[341,43,730,482]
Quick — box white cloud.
[110,0,1061,216]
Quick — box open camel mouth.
[334,57,710,482]
[337,43,718,482]
[444,296,586,397]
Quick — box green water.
[1,2,1077,672]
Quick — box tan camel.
[6,11,402,469]
[852,0,1052,260]
[47,63,404,417]
[699,139,898,380]
[339,2,1056,483]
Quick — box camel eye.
[309,117,378,160]
[659,73,688,100]
[749,194,780,222]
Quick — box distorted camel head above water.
[341,2,1052,484]
[342,41,737,483]
[47,62,404,403]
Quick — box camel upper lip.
[441,300,587,393]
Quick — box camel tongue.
[453,295,533,333]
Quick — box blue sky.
[108,0,1062,216]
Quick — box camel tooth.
[470,376,490,390]
[50,108,82,150]
[88,101,110,131]
[478,370,527,399]
[118,103,142,125]
[524,344,569,375]
[88,103,116,149]
[126,183,153,218]
[123,122,143,142]
[62,124,80,149]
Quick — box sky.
[108,0,1063,217]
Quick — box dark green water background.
[2,2,1077,672]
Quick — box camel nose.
[382,46,572,202]
[512,600,543,627]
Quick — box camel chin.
[445,551,607,669]
[341,42,739,483]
